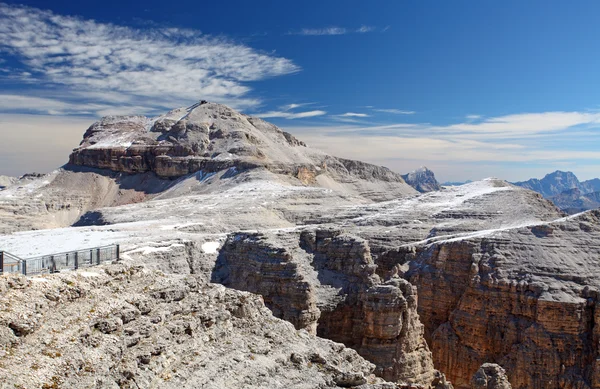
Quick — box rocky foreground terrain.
[1,101,599,388]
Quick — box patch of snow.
[125,243,185,256]
[201,241,220,254]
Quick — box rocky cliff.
[399,210,600,388]
[212,229,452,388]
[0,262,401,388]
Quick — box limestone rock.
[470,364,511,389]
[404,210,600,388]
[213,229,450,388]
[0,263,394,388]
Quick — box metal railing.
[0,244,120,276]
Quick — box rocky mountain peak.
[68,101,416,202]
[401,166,441,193]
[513,170,580,198]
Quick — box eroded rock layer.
[212,229,451,388]
[400,210,600,388]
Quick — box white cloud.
[373,108,415,115]
[441,111,600,135]
[253,110,327,119]
[357,26,375,33]
[290,26,378,36]
[0,94,162,116]
[340,112,369,117]
[465,114,481,120]
[0,3,299,114]
[280,103,314,111]
[296,27,347,36]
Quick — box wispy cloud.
[340,112,370,117]
[289,26,377,36]
[357,25,376,33]
[294,27,347,36]
[253,110,327,119]
[0,3,299,115]
[373,108,415,115]
[280,103,315,111]
[285,110,600,181]
[465,114,482,120]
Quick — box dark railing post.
[66,253,69,267]
[22,260,27,276]
[96,248,101,265]
[74,252,78,270]
[90,250,93,265]
[50,256,56,273]
[0,251,3,275]
[116,244,120,261]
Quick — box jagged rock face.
[0,263,397,388]
[471,364,512,389]
[402,210,600,388]
[549,188,600,214]
[212,229,451,388]
[402,167,441,193]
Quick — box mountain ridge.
[513,170,600,213]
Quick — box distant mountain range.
[513,171,600,213]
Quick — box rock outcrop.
[0,262,397,388]
[402,167,441,193]
[471,364,511,389]
[212,229,452,388]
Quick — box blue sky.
[1,0,600,181]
